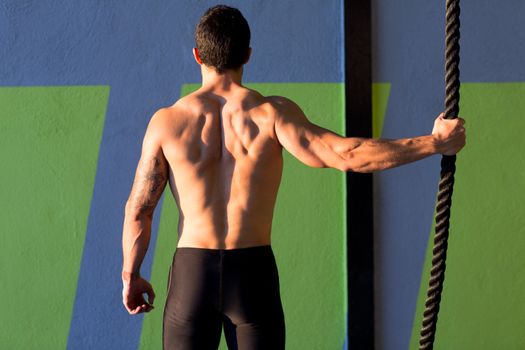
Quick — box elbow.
[335,151,374,173]
[336,163,354,172]
[124,201,154,222]
[124,201,137,217]
[338,163,374,173]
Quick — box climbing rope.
[418,0,461,349]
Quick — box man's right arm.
[271,96,466,173]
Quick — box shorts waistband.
[175,244,272,254]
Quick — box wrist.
[121,270,141,282]
[430,134,445,154]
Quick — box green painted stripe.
[372,83,391,138]
[0,86,109,349]
[410,83,525,349]
[139,83,346,350]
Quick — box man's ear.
[193,48,203,65]
[244,47,252,64]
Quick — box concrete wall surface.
[1,0,524,349]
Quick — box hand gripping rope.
[418,0,461,349]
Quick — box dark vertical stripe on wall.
[344,0,374,348]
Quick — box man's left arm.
[121,109,169,314]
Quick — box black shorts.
[162,245,286,350]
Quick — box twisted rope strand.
[418,0,460,348]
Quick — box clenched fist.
[122,273,156,315]
[432,113,467,155]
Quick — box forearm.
[121,206,153,280]
[340,134,442,172]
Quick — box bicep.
[126,113,169,217]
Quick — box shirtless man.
[121,5,466,350]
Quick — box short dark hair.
[195,5,251,73]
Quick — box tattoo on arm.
[128,155,168,217]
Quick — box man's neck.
[201,65,244,91]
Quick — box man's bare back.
[160,85,284,249]
[122,75,465,276]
